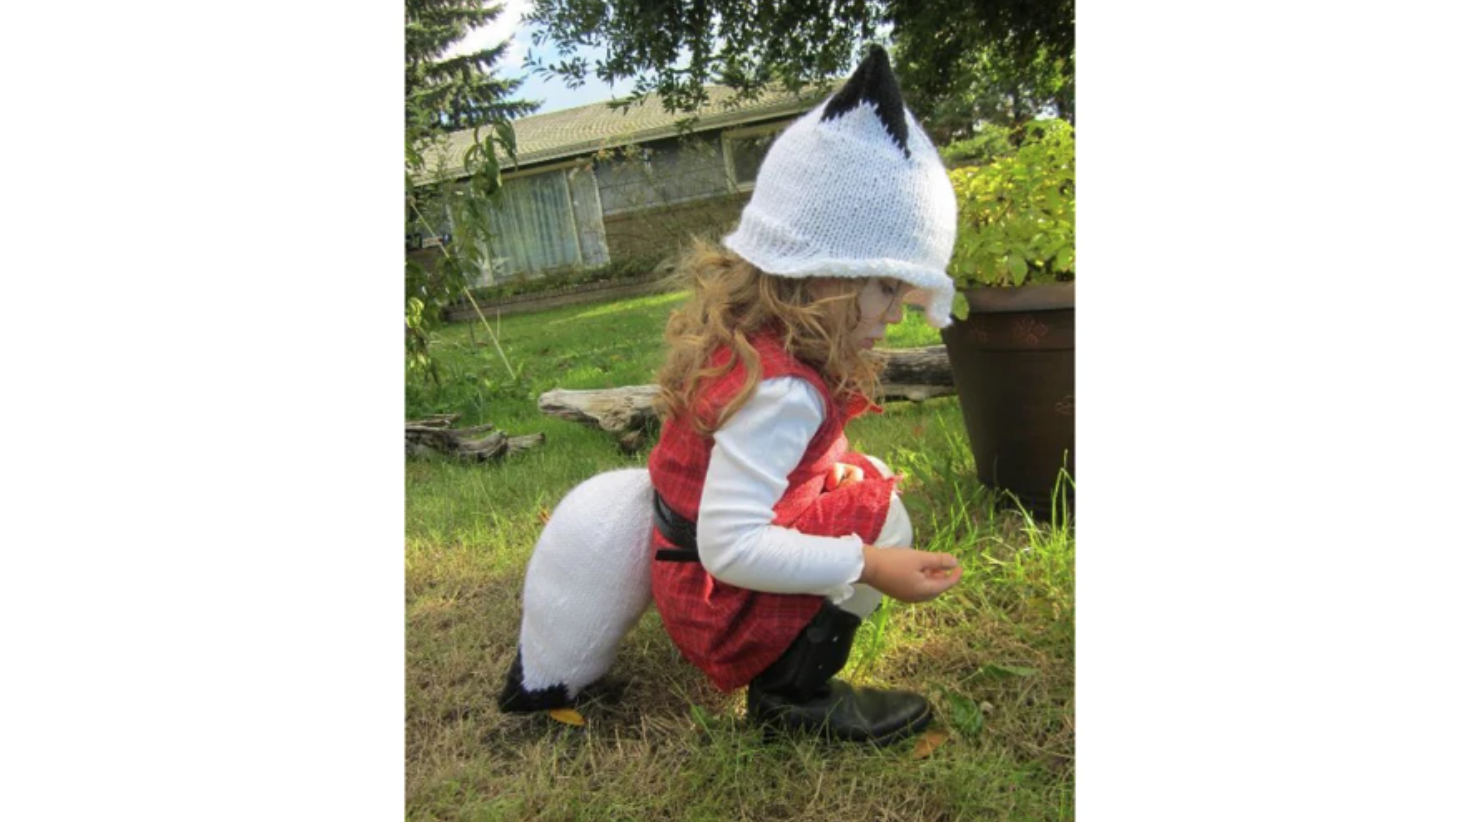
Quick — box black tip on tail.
[498,646,575,713]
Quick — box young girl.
[500,45,962,747]
[641,45,963,746]
[646,249,961,746]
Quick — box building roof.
[417,82,834,185]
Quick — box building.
[409,84,832,285]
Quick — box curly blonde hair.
[653,239,883,435]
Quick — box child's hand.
[858,546,962,603]
[825,462,866,491]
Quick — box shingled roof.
[417,82,835,185]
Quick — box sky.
[447,0,640,116]
[448,1,880,118]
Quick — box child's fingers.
[827,463,864,491]
[898,567,961,602]
[922,565,962,581]
[922,552,958,571]
[921,565,963,593]
[909,552,962,600]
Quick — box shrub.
[464,255,666,304]
[938,123,1014,168]
[949,120,1075,289]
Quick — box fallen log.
[538,346,953,437]
[874,346,953,395]
[538,385,662,433]
[405,414,545,461]
[880,384,956,402]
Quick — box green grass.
[406,288,1075,821]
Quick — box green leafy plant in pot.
[942,120,1075,518]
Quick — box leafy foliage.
[406,0,538,133]
[464,255,668,304]
[523,0,1073,122]
[405,0,539,382]
[949,121,1075,289]
[891,1,1073,144]
[939,123,1015,168]
[526,0,879,109]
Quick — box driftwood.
[538,385,662,433]
[405,414,545,461]
[872,345,955,402]
[538,346,954,445]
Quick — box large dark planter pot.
[940,282,1075,518]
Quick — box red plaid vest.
[647,331,897,691]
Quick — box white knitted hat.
[724,45,958,328]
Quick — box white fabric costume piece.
[505,384,910,705]
[840,454,910,620]
[511,468,655,701]
[699,376,909,611]
[722,46,958,328]
[699,377,865,598]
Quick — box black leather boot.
[745,601,931,746]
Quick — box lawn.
[406,288,1075,821]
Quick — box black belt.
[653,491,701,562]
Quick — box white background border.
[3,1,1471,819]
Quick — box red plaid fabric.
[648,331,897,692]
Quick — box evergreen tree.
[406,0,539,136]
[405,0,539,381]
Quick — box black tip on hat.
[821,43,910,158]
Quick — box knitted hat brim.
[724,234,957,329]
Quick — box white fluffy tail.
[500,468,654,711]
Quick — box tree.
[890,2,1073,145]
[406,0,539,134]
[523,0,1073,132]
[893,37,1073,147]
[405,0,539,380]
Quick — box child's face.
[852,277,911,349]
[812,276,912,348]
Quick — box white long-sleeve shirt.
[695,376,870,602]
